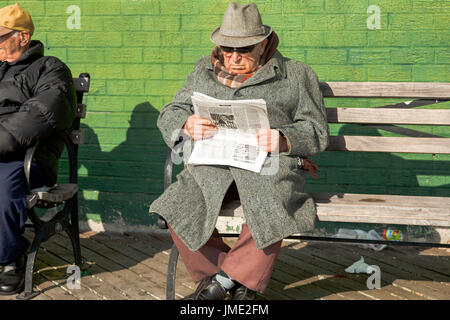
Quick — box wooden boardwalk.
[1,229,449,300]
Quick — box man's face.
[221,39,268,74]
[0,31,29,62]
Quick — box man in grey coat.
[150,2,329,300]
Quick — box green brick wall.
[4,0,449,228]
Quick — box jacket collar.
[206,49,286,88]
[7,40,44,66]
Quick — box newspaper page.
[187,92,270,173]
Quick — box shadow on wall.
[76,102,167,232]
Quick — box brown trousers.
[169,224,282,293]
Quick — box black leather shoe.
[196,281,229,300]
[231,284,256,300]
[182,276,213,300]
[0,255,26,296]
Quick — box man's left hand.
[256,129,290,154]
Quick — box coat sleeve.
[276,64,330,157]
[157,63,199,149]
[0,58,76,155]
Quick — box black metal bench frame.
[16,73,90,300]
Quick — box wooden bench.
[17,73,90,300]
[158,81,450,300]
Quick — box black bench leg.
[65,225,82,267]
[16,232,43,300]
[166,243,179,300]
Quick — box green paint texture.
[5,0,449,227]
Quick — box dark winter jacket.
[0,40,76,185]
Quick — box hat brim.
[0,26,14,37]
[210,25,272,47]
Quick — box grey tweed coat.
[149,50,329,251]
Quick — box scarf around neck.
[211,32,279,89]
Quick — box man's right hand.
[183,115,217,140]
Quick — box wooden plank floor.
[1,229,449,300]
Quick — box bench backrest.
[59,73,90,185]
[320,82,450,154]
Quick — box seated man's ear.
[18,32,31,47]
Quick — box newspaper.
[187,92,270,173]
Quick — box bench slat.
[326,108,450,125]
[313,193,450,227]
[320,82,450,99]
[218,193,450,228]
[34,184,78,203]
[327,136,450,154]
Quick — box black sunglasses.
[220,45,256,54]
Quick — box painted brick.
[103,16,141,32]
[80,63,124,80]
[391,48,435,64]
[144,80,185,96]
[46,48,67,62]
[434,14,450,29]
[181,15,222,32]
[163,64,195,80]
[412,0,450,13]
[144,47,182,63]
[47,32,85,47]
[107,80,145,96]
[306,49,347,64]
[33,17,69,32]
[85,32,122,47]
[104,48,143,63]
[44,1,78,16]
[278,48,306,62]
[370,0,412,13]
[125,64,163,79]
[160,0,200,15]
[141,15,180,31]
[320,65,367,81]
[67,48,105,63]
[349,49,390,64]
[123,32,160,47]
[283,0,325,13]
[120,0,159,15]
[326,31,367,47]
[304,14,345,31]
[367,65,412,81]
[324,0,369,13]
[83,0,121,15]
[436,48,450,64]
[283,31,326,47]
[84,96,124,112]
[368,31,410,47]
[263,14,303,32]
[389,14,434,30]
[413,65,450,81]
[182,49,213,63]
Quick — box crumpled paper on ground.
[345,256,377,274]
[333,228,387,251]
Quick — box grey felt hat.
[210,2,272,48]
